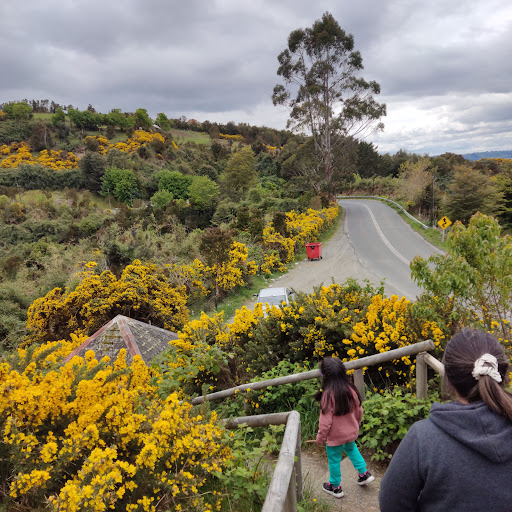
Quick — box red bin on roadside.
[305,242,322,260]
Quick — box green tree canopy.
[188,175,219,210]
[357,141,388,178]
[79,152,107,193]
[220,146,258,201]
[443,166,501,224]
[272,12,386,196]
[105,109,132,131]
[68,108,104,131]
[101,167,139,206]
[411,213,512,341]
[155,169,192,199]
[2,101,33,120]
[493,167,512,230]
[150,189,174,210]
[155,113,171,131]
[51,107,66,128]
[134,108,153,130]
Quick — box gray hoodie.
[379,400,512,512]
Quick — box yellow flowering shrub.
[164,241,258,307]
[262,224,295,265]
[26,260,189,344]
[205,241,258,295]
[167,258,209,302]
[285,206,335,246]
[259,251,284,275]
[164,280,446,394]
[84,130,165,156]
[0,142,78,169]
[261,204,339,273]
[219,133,244,141]
[241,282,445,383]
[0,342,232,511]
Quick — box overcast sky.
[2,0,512,155]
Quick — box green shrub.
[0,164,81,190]
[0,120,32,145]
[75,212,109,236]
[216,424,282,509]
[150,189,174,210]
[215,360,321,442]
[359,388,439,461]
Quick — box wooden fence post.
[416,352,427,400]
[354,368,366,401]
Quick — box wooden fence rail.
[416,351,445,399]
[192,339,442,512]
[224,411,302,512]
[191,339,435,405]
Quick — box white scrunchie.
[472,353,502,383]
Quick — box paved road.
[247,200,444,510]
[263,199,442,302]
[338,199,443,300]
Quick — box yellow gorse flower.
[2,342,232,511]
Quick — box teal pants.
[326,441,367,487]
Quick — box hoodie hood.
[429,401,512,463]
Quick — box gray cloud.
[1,0,512,154]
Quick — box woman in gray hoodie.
[379,328,512,512]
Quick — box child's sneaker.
[322,482,344,498]
[357,470,375,486]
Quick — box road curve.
[244,199,443,308]
[338,199,443,300]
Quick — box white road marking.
[362,204,410,266]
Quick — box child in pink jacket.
[315,357,374,498]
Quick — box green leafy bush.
[359,388,439,461]
[0,164,81,190]
[216,424,283,508]
[216,360,321,441]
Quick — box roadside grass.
[170,128,211,145]
[191,273,274,322]
[392,207,449,252]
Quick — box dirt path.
[302,447,385,511]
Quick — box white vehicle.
[255,287,295,315]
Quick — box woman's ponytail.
[478,376,512,421]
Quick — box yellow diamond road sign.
[437,216,452,230]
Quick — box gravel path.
[302,448,385,511]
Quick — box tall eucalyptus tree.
[273,12,386,195]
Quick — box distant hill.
[462,150,512,161]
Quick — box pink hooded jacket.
[315,387,363,446]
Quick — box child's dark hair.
[315,357,361,415]
[442,328,512,421]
